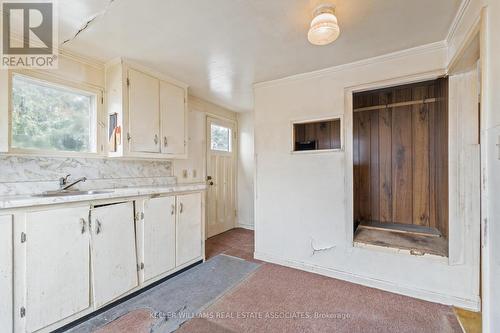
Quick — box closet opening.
[352,78,449,257]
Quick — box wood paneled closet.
[353,78,448,238]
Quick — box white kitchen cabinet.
[160,80,187,157]
[90,202,138,308]
[142,196,176,282]
[176,193,203,266]
[24,206,90,333]
[0,215,12,333]
[106,58,188,159]
[128,69,160,153]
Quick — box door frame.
[344,69,448,248]
[205,114,238,239]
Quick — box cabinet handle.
[80,218,86,234]
[95,219,102,234]
[154,134,159,145]
[171,204,175,215]
[164,136,168,147]
[179,202,184,214]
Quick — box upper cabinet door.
[128,69,160,153]
[160,80,186,155]
[24,206,91,333]
[90,202,138,308]
[143,196,176,282]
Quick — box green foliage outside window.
[11,75,95,153]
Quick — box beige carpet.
[178,263,462,333]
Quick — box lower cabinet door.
[176,193,203,266]
[90,202,138,308]
[143,196,176,281]
[25,206,91,333]
[0,215,13,333]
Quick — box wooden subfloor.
[454,307,482,333]
[354,227,448,257]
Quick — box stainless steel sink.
[32,190,114,197]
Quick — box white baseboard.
[254,251,480,311]
[236,222,254,230]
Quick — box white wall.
[173,95,237,184]
[237,111,255,229]
[253,41,484,309]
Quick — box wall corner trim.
[446,0,472,45]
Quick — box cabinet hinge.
[127,133,132,142]
[134,212,144,222]
[140,262,145,270]
[127,78,130,87]
[234,209,237,217]
[137,262,144,271]
[20,232,27,243]
[20,307,26,318]
[101,96,104,104]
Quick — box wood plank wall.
[294,119,341,150]
[353,78,448,237]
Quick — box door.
[0,215,12,332]
[128,69,160,153]
[143,196,176,281]
[206,117,237,238]
[25,206,90,333]
[160,80,186,155]
[176,193,202,266]
[90,202,138,308]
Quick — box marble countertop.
[0,183,206,209]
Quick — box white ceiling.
[59,0,462,112]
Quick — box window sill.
[1,149,105,160]
[291,148,344,155]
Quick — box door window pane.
[11,75,96,153]
[211,124,231,152]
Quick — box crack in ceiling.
[62,0,116,45]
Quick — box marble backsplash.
[0,155,176,196]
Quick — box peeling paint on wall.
[310,238,335,256]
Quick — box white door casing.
[90,202,138,308]
[25,206,91,333]
[143,196,176,281]
[206,117,236,238]
[176,192,203,266]
[128,69,160,153]
[160,81,186,155]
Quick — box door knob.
[209,181,214,186]
[164,136,168,147]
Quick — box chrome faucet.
[59,174,87,190]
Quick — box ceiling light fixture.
[307,4,340,46]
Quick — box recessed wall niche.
[293,118,341,152]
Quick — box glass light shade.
[308,12,340,46]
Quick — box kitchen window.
[11,74,99,154]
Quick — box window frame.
[290,115,344,154]
[210,122,233,153]
[6,71,105,158]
